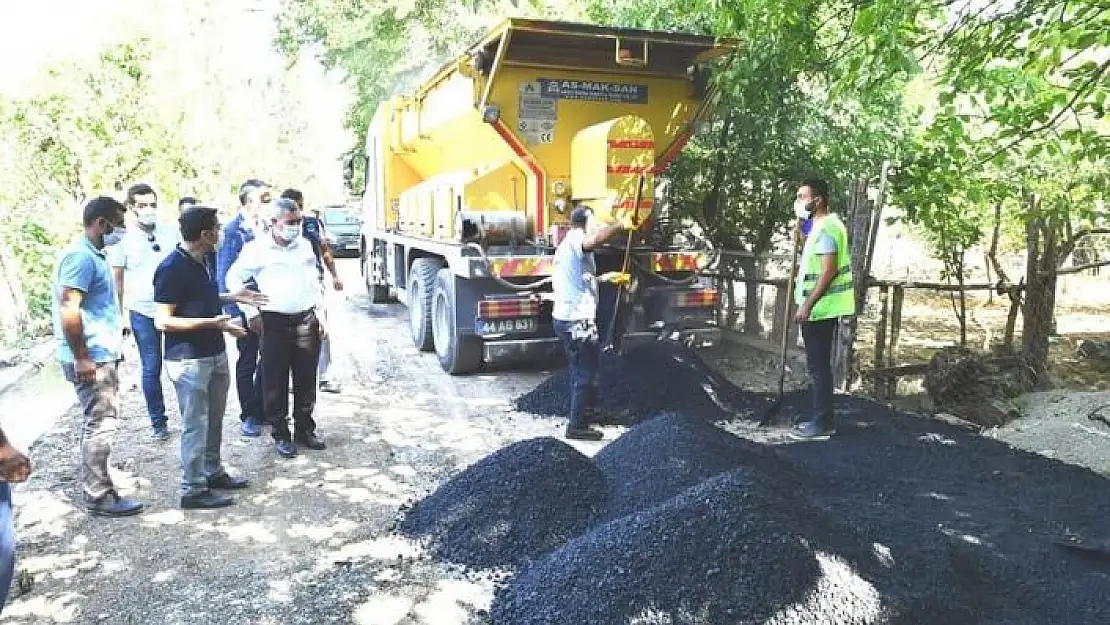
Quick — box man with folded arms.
[226,198,328,459]
[154,205,264,509]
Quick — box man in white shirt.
[109,183,181,441]
[551,205,632,441]
[226,198,328,459]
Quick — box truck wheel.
[363,243,391,303]
[432,268,483,374]
[408,257,440,351]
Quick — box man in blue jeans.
[53,196,144,517]
[217,179,272,437]
[550,205,632,441]
[0,425,32,615]
[110,183,180,440]
[156,206,260,509]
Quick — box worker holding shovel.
[551,205,634,441]
[790,179,856,440]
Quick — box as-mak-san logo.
[538,79,648,104]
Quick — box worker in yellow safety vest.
[791,178,856,440]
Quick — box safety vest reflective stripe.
[803,265,851,282]
[801,281,854,297]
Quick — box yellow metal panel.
[464,162,526,212]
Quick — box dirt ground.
[3,259,1106,624]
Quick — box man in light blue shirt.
[52,196,143,518]
[109,183,180,440]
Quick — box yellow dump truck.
[351,18,737,374]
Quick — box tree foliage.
[0,0,351,335]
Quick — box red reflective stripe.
[607,139,655,149]
[606,165,653,174]
[492,120,546,233]
[651,129,694,174]
[613,200,654,209]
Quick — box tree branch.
[976,58,1110,166]
[1059,227,1110,264]
[1050,259,1110,277]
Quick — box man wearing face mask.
[52,196,144,517]
[155,206,264,509]
[217,179,271,438]
[226,198,328,459]
[790,178,856,440]
[109,183,180,441]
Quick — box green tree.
[906,0,1109,377]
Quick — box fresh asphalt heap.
[403,345,1110,624]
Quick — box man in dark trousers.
[550,205,633,441]
[52,196,143,517]
[156,206,261,509]
[217,179,271,437]
[280,189,344,393]
[791,178,856,440]
[226,198,328,458]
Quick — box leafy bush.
[5,219,62,333]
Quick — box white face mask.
[279,224,301,243]
[103,226,127,247]
[794,199,814,220]
[137,211,157,227]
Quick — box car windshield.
[323,209,358,226]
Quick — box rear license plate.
[477,317,537,336]
[345,242,360,250]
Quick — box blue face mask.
[103,225,127,247]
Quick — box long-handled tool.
[759,219,803,427]
[602,174,645,354]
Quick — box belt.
[261,309,315,319]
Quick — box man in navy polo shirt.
[155,206,263,509]
[217,179,272,437]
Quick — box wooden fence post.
[873,285,890,399]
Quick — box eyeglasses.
[148,233,161,252]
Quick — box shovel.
[758,220,803,427]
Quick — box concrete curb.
[0,340,56,398]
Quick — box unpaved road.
[1,260,798,625]
[3,260,545,624]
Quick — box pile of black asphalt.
[407,364,1110,624]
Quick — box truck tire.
[431,268,483,374]
[408,257,441,351]
[363,242,391,304]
